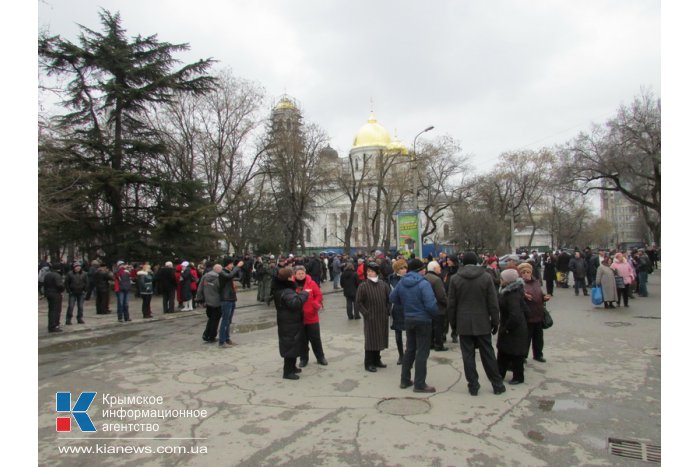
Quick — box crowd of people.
[38,244,657,391]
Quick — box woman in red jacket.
[294,265,328,367]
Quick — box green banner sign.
[397,211,422,258]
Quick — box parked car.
[498,254,521,270]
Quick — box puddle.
[538,399,590,411]
[431,356,451,365]
[39,330,143,354]
[234,321,276,333]
[605,322,632,327]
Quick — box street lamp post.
[411,125,434,259]
[412,126,434,211]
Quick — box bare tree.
[559,90,661,243]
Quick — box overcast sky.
[37,0,660,173]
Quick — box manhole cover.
[377,397,431,416]
[643,347,661,357]
[605,322,632,327]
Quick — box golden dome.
[352,111,391,149]
[275,96,297,110]
[386,130,408,155]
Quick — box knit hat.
[117,260,125,267]
[462,252,479,265]
[501,269,520,284]
[407,258,425,272]
[427,261,440,273]
[365,262,381,275]
[448,254,459,264]
[222,256,234,267]
[181,261,190,268]
[517,262,533,274]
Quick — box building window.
[324,228,327,243]
[444,224,450,238]
[306,228,311,243]
[354,157,359,171]
[353,227,359,244]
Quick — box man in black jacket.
[44,263,65,332]
[446,252,505,396]
[65,262,88,325]
[156,261,177,313]
[218,257,242,348]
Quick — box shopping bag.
[543,310,553,329]
[591,286,603,305]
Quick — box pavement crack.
[235,407,346,467]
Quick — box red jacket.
[357,263,366,281]
[296,275,323,324]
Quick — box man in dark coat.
[555,250,571,288]
[424,261,449,352]
[92,264,113,315]
[568,251,588,296]
[156,261,177,313]
[218,258,242,347]
[64,262,88,325]
[196,264,222,343]
[44,263,65,332]
[443,255,460,343]
[447,252,506,396]
[273,267,309,380]
[340,263,360,319]
[306,254,323,286]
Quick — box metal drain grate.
[608,437,660,463]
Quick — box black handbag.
[543,309,553,329]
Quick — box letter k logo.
[56,392,97,432]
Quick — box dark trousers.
[443,317,457,342]
[301,322,325,362]
[203,305,222,341]
[162,289,176,313]
[401,320,432,389]
[617,285,629,306]
[85,282,95,300]
[283,357,297,376]
[141,295,152,317]
[47,292,62,331]
[574,277,587,295]
[545,278,554,295]
[527,322,544,359]
[432,314,446,348]
[395,330,404,359]
[459,334,504,391]
[497,351,525,382]
[66,292,84,323]
[364,350,384,367]
[95,288,110,314]
[346,297,358,319]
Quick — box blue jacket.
[389,271,438,322]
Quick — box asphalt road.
[38,272,661,466]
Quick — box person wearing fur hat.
[447,251,506,396]
[496,269,530,384]
[356,262,392,373]
[390,258,439,392]
[518,262,551,363]
[273,267,310,380]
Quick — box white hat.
[181,261,190,268]
[270,255,275,259]
[117,260,125,267]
